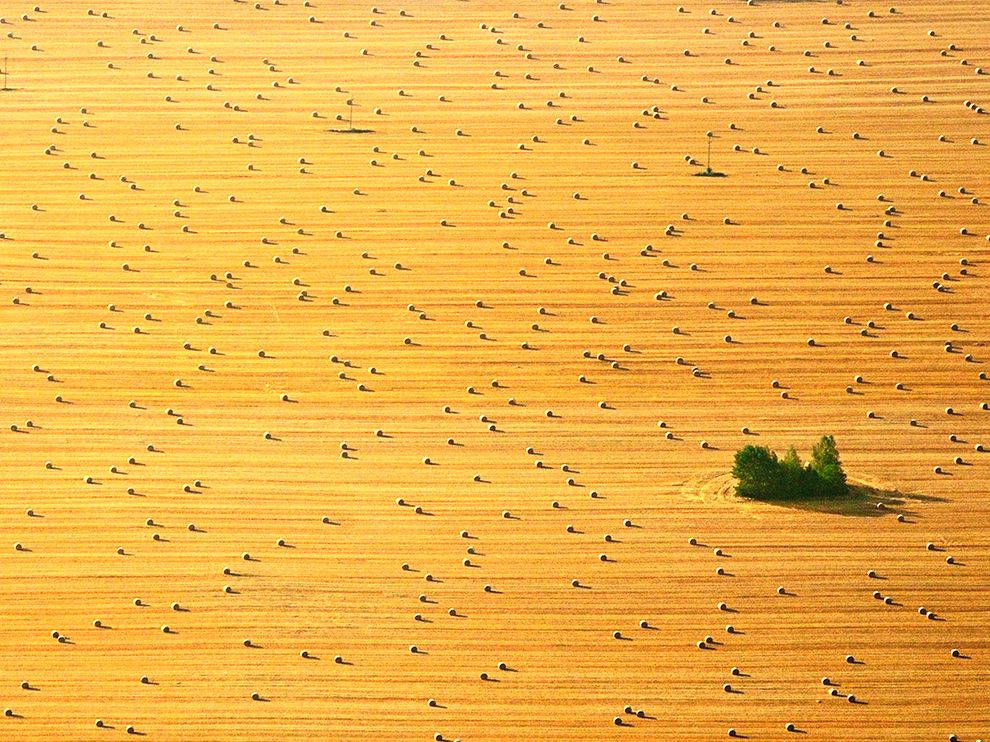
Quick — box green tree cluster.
[732,435,848,501]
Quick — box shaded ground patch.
[684,472,947,517]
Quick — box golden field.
[1,0,988,739]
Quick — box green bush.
[732,436,848,501]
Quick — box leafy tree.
[810,435,848,496]
[733,436,848,501]
[779,445,804,493]
[732,445,782,500]
[810,435,841,472]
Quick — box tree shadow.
[756,483,948,518]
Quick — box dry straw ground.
[1,0,988,740]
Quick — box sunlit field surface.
[1,1,988,740]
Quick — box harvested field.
[1,1,988,740]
